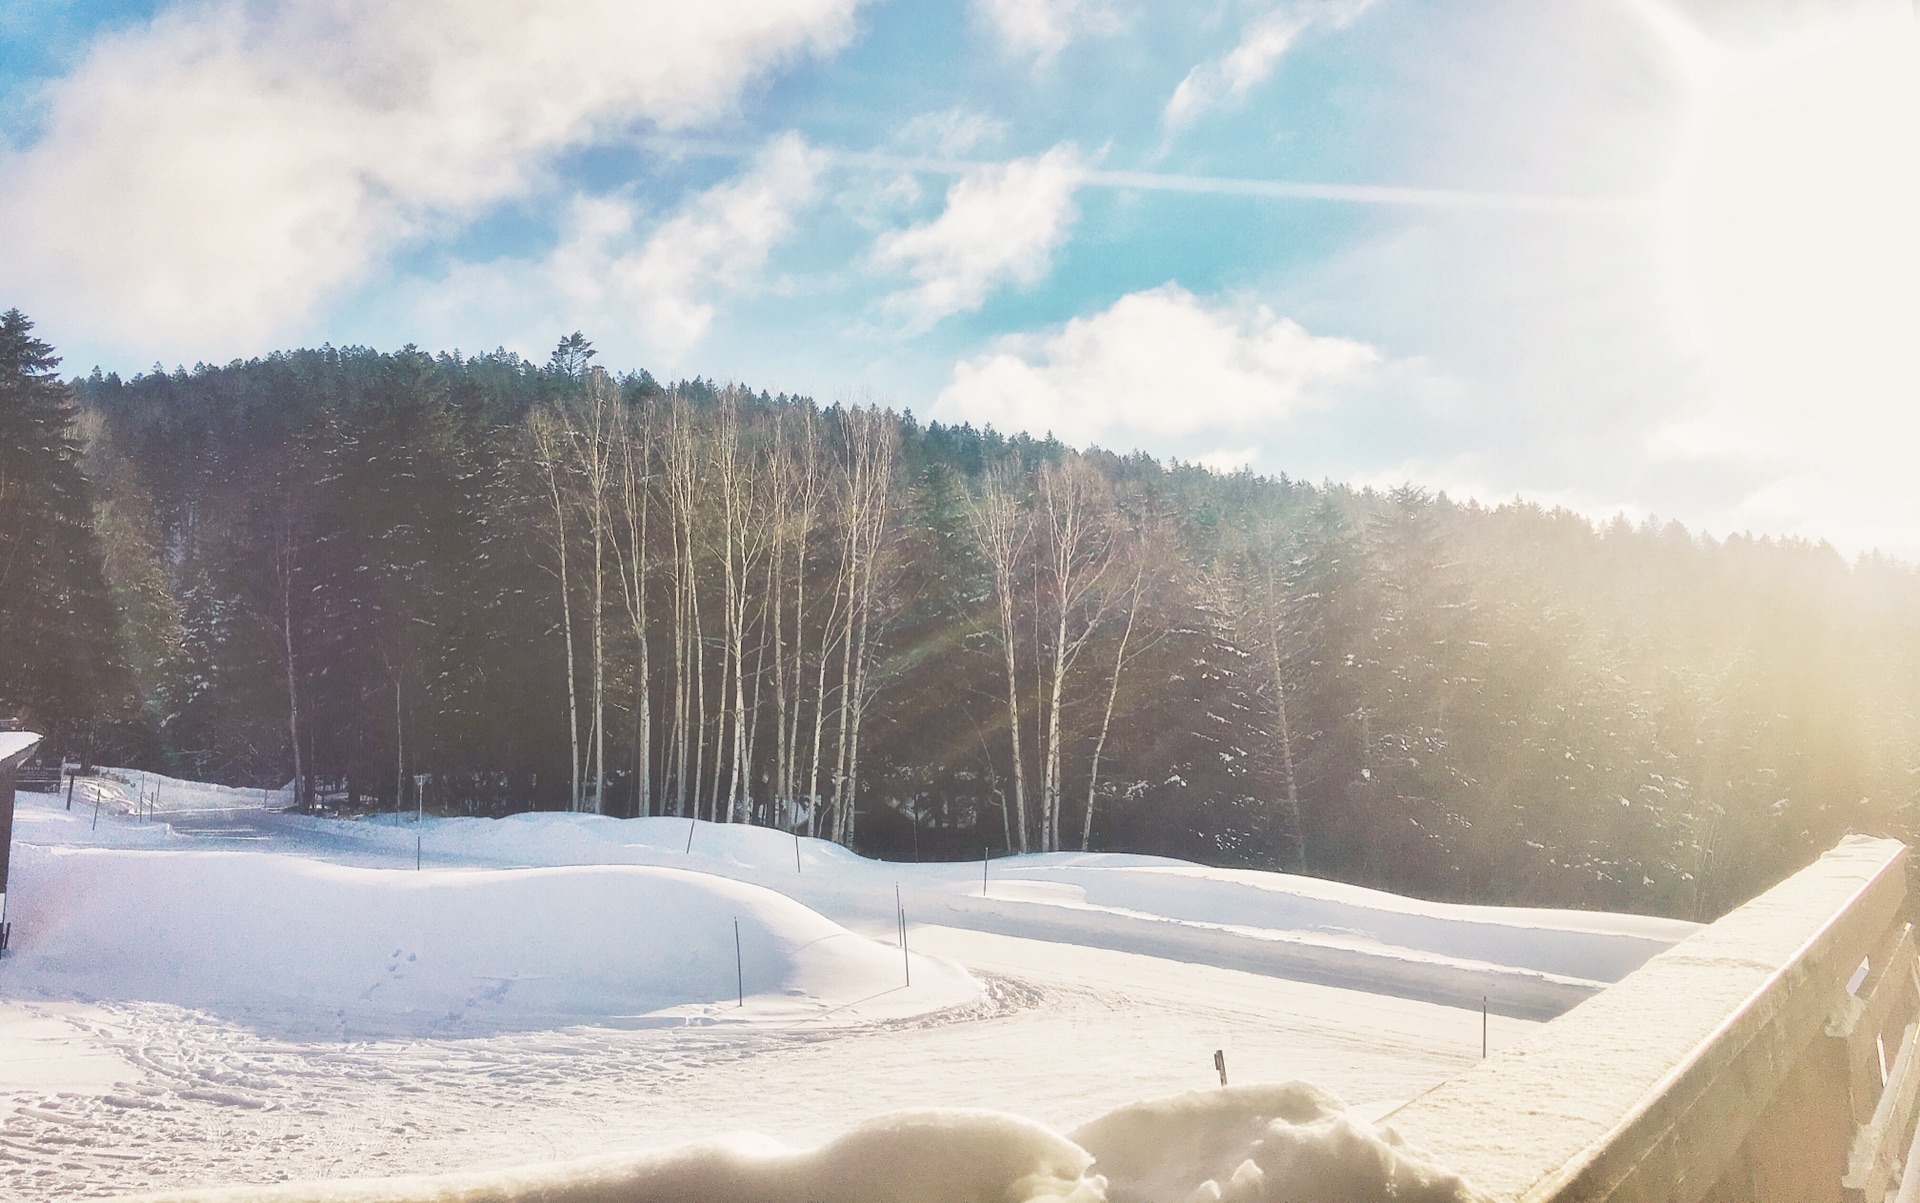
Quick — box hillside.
[4,319,1918,920]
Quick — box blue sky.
[3,0,1917,557]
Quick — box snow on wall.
[111,1084,1488,1203]
[0,845,977,1038]
[0,732,40,765]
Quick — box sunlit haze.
[1657,3,1920,557]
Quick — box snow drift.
[115,1083,1486,1202]
[1,845,976,1038]
[13,774,1698,1021]
[264,807,1696,1016]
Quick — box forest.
[3,307,1917,922]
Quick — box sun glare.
[1657,4,1920,547]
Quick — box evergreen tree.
[44,335,1920,918]
[0,310,128,752]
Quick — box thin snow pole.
[1482,997,1488,1058]
[896,884,909,988]
[416,833,422,871]
[794,828,802,874]
[1214,1049,1228,1087]
[91,788,100,831]
[65,766,74,811]
[686,817,696,854]
[982,846,988,898]
[734,918,744,1007]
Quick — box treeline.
[3,309,1918,919]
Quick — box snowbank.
[10,779,1695,1021]
[1075,1084,1485,1203]
[1,845,976,1038]
[12,774,1698,1020]
[113,1084,1486,1202]
[249,809,1694,1015]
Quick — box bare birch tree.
[577,368,618,815]
[612,393,655,817]
[829,404,897,845]
[715,389,771,822]
[527,407,582,811]
[1035,456,1121,851]
[269,490,306,809]
[1082,559,1143,852]
[964,462,1034,851]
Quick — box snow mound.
[265,809,1693,987]
[1,846,976,1038]
[18,777,1696,1020]
[1075,1084,1486,1203]
[113,1084,1485,1203]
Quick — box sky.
[2,0,1917,558]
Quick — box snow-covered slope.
[2,844,974,1039]
[10,771,1699,1022]
[0,774,1697,1199]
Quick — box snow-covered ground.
[0,772,1696,1199]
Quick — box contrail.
[1078,169,1650,214]
[642,135,1653,216]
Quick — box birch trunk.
[1082,564,1142,851]
[614,398,653,818]
[1035,458,1120,852]
[275,515,303,809]
[530,411,581,812]
[963,464,1031,853]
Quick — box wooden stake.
[1214,1049,1228,1087]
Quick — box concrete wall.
[0,732,43,952]
[1388,835,1919,1203]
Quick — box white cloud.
[893,109,1008,159]
[397,136,820,370]
[609,137,823,359]
[1164,0,1376,129]
[872,144,1087,329]
[973,0,1119,65]
[930,284,1379,453]
[0,0,864,358]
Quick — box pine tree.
[0,310,128,751]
